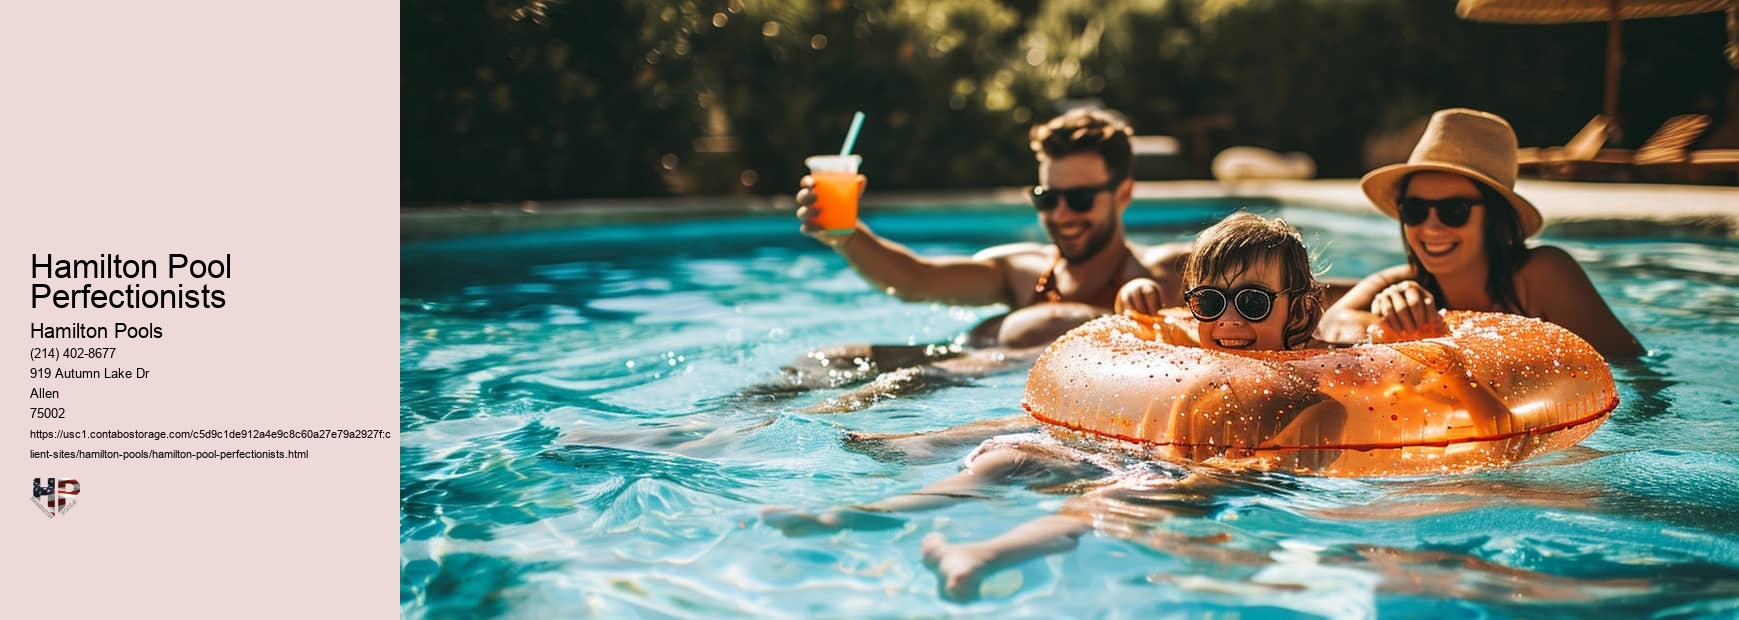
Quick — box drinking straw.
[839,111,865,156]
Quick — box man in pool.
[772,108,1191,411]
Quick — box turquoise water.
[400,201,1739,618]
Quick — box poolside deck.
[1217,179,1738,239]
[401,180,1738,241]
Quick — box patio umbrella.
[1456,0,1739,126]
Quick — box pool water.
[401,201,1739,618]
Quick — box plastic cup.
[804,155,863,236]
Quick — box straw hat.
[1360,108,1542,238]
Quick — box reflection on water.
[401,204,1739,617]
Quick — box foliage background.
[401,0,1736,203]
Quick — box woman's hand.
[1370,280,1448,337]
[1115,278,1164,316]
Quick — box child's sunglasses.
[1398,197,1479,228]
[1028,180,1120,213]
[1185,285,1287,322]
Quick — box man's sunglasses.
[1398,197,1480,228]
[1028,180,1120,213]
[1184,285,1290,322]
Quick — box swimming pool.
[400,200,1739,617]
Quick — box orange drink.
[804,155,862,235]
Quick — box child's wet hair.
[1184,211,1324,349]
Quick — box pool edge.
[401,179,1739,242]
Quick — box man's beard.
[1054,221,1118,263]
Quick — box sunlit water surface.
[401,202,1739,618]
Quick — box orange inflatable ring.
[1023,310,1618,476]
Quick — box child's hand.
[1115,278,1164,316]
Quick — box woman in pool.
[1320,108,1643,358]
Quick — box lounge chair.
[1632,112,1738,185]
[1536,114,1712,182]
[1637,145,1739,186]
[1517,115,1612,174]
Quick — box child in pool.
[908,212,1336,599]
[764,213,1328,527]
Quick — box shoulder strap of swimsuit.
[1033,253,1065,303]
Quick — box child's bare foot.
[760,506,904,537]
[921,532,990,601]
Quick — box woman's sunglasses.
[1028,180,1120,213]
[1398,197,1479,228]
[1185,285,1287,322]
